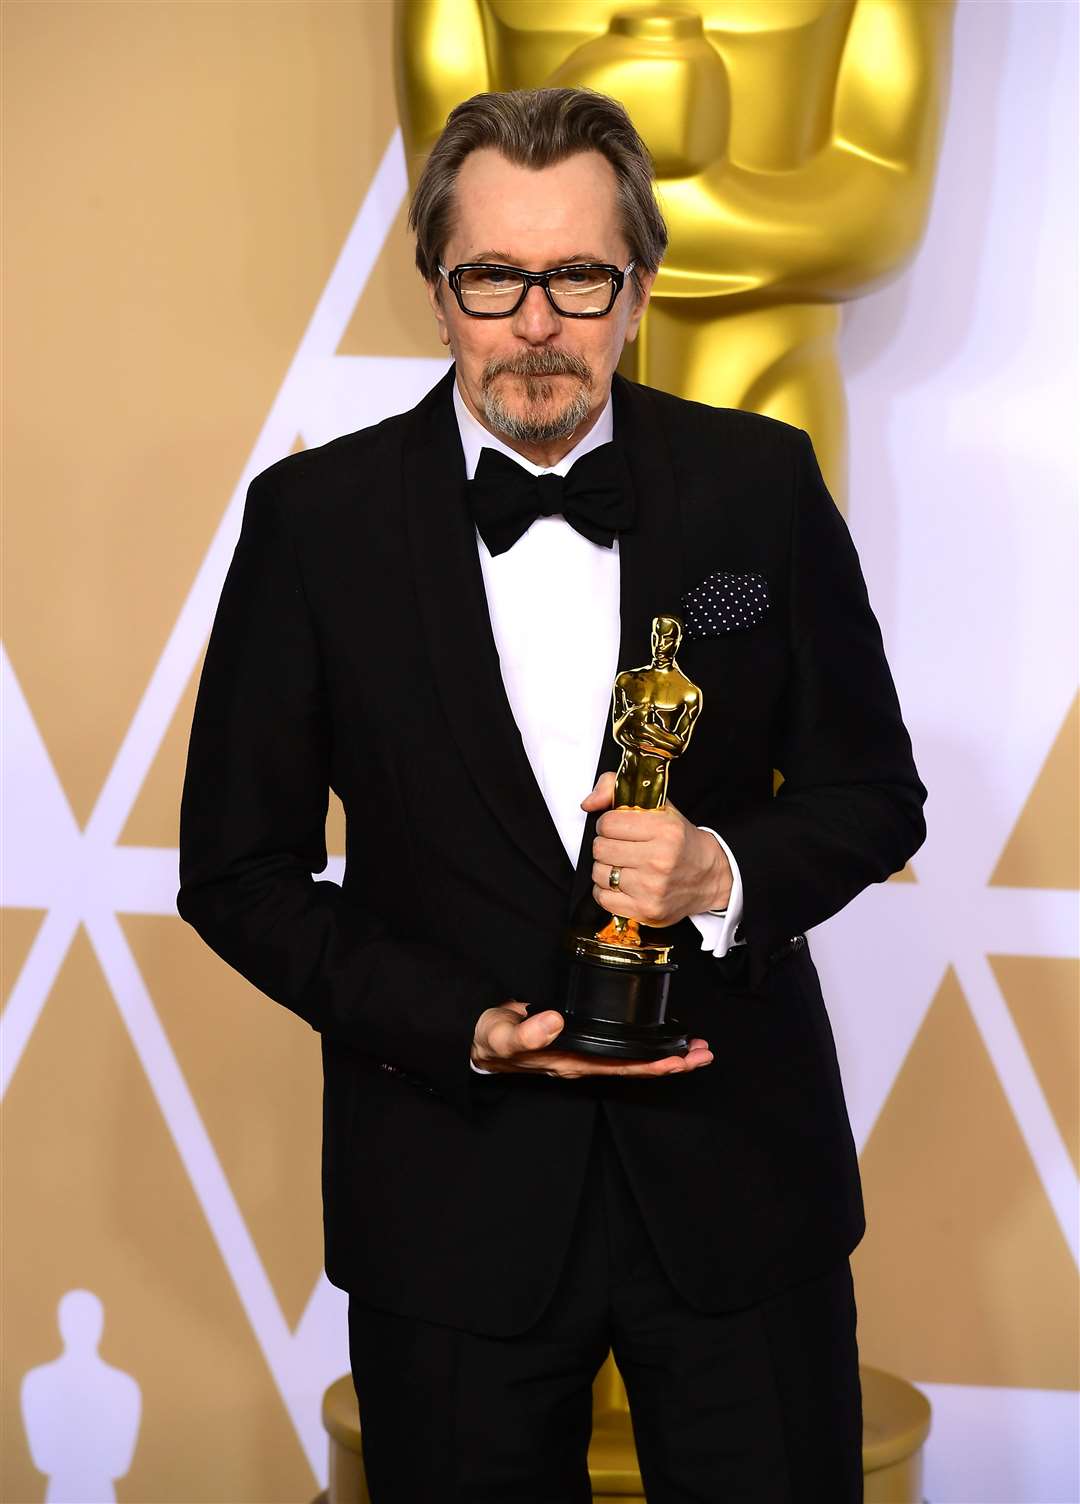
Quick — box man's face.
[427,148,655,449]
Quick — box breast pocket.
[680,570,770,640]
[673,580,787,806]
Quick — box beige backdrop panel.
[3,0,397,829]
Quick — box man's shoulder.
[251,406,412,502]
[246,368,456,528]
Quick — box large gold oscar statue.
[394,0,955,508]
[391,6,950,1491]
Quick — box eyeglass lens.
[457,266,615,315]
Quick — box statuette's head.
[651,614,682,663]
[409,88,667,454]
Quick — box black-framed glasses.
[438,260,637,318]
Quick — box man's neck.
[456,380,611,469]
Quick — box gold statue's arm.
[394,0,492,191]
[614,693,675,756]
[670,695,700,751]
[612,687,647,751]
[640,714,685,759]
[656,0,955,302]
[613,693,686,761]
[643,700,698,757]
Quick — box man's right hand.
[471,1002,714,1079]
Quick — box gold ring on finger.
[609,865,622,891]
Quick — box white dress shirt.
[455,383,744,1068]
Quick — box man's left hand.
[582,772,733,926]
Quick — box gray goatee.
[480,349,594,444]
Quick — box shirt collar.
[453,379,614,482]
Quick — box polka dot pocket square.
[679,570,770,639]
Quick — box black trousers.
[348,1109,863,1503]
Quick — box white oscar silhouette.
[20,1289,141,1503]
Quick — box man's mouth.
[481,350,593,393]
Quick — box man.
[177,88,927,1502]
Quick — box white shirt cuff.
[686,827,745,958]
[470,1057,496,1075]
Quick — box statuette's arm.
[611,687,638,749]
[667,697,700,749]
[613,698,681,761]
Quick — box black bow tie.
[468,443,636,556]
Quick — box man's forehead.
[448,148,624,260]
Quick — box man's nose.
[509,282,562,342]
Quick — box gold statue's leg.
[614,770,635,809]
[595,914,642,947]
[615,755,670,813]
[627,300,849,512]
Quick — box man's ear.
[624,267,657,346]
[426,276,452,348]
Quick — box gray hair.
[407,88,668,296]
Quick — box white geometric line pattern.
[818,873,1079,1266]
[958,946,1077,1264]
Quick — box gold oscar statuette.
[557,613,701,1059]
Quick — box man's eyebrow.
[466,250,611,267]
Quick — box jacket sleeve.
[176,467,508,1118]
[710,428,927,981]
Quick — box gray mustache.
[481,351,592,387]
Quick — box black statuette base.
[556,955,689,1060]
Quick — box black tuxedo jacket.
[177,366,926,1336]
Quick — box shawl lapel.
[402,367,574,895]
